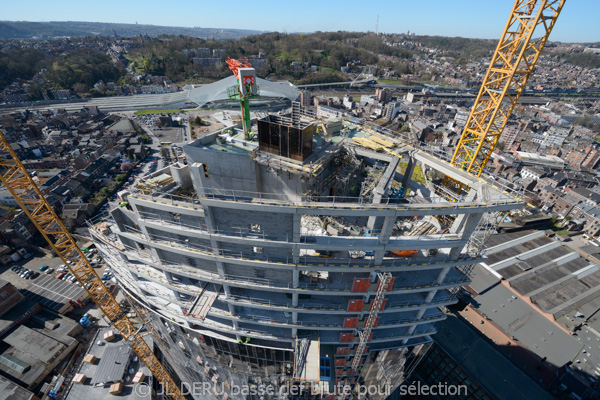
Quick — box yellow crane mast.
[0,130,185,400]
[446,0,565,193]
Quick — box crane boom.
[0,130,185,400]
[450,0,565,184]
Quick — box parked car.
[101,275,112,281]
[56,272,66,279]
[45,267,55,275]
[39,265,49,271]
[24,271,33,279]
[31,272,40,279]
[11,266,19,271]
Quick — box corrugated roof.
[90,345,131,384]
[21,274,86,312]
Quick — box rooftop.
[90,345,132,385]
[434,314,554,400]
[0,375,36,400]
[21,274,87,313]
[66,327,151,400]
[3,325,67,365]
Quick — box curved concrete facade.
[91,119,522,399]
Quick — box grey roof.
[0,375,35,400]
[434,315,554,400]
[90,345,132,384]
[467,263,501,294]
[476,284,582,367]
[21,274,86,312]
[3,325,66,364]
[186,76,300,108]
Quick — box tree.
[120,162,133,172]
[194,116,203,126]
[115,174,128,183]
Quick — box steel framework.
[0,130,185,400]
[449,0,565,189]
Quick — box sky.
[3,0,598,43]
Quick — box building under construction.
[90,108,522,399]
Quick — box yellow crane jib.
[445,0,565,195]
[0,129,186,400]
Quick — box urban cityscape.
[1,1,600,399]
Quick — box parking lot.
[0,251,109,291]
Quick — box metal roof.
[90,345,132,385]
[186,76,300,108]
[477,284,582,367]
[434,315,554,400]
[21,274,86,312]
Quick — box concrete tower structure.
[91,112,521,399]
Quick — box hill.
[0,20,263,40]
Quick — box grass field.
[377,79,407,85]
[398,162,426,184]
[135,109,182,116]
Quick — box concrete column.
[222,284,231,297]
[367,188,386,230]
[378,215,395,245]
[449,212,482,259]
[292,213,302,242]
[292,270,300,288]
[161,267,181,304]
[402,324,417,345]
[425,289,438,303]
[292,293,299,307]
[434,267,451,285]
[401,157,416,196]
[189,162,207,197]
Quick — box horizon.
[2,1,599,43]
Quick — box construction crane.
[0,131,186,400]
[226,57,260,141]
[350,273,393,372]
[444,0,565,195]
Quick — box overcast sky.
[3,1,597,43]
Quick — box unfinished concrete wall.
[210,207,295,240]
[158,248,219,275]
[136,204,207,228]
[185,145,259,193]
[256,163,304,200]
[222,262,293,284]
[170,163,193,189]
